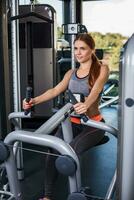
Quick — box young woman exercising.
[23,33,109,200]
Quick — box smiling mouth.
[77,57,83,59]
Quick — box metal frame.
[3,102,117,200]
[4,103,80,199]
[9,1,57,180]
[117,34,134,200]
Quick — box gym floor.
[20,105,118,200]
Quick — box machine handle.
[67,90,89,122]
[24,87,32,115]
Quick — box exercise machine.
[9,0,57,118]
[0,90,117,200]
[100,79,119,109]
[117,33,134,200]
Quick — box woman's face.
[74,40,94,63]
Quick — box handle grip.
[24,87,32,115]
[67,90,89,122]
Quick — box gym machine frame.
[1,100,117,200]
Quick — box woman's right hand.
[23,98,34,110]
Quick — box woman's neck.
[79,59,92,70]
[77,60,92,78]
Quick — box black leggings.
[44,120,105,199]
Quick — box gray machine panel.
[16,4,56,118]
[33,48,54,116]
[118,34,134,200]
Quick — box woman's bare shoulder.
[100,59,109,66]
[64,69,74,78]
[100,60,109,72]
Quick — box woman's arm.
[85,64,109,108]
[33,69,73,105]
[73,64,109,114]
[23,69,73,109]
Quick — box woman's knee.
[70,129,105,155]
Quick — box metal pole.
[5,131,81,198]
[11,0,21,114]
[11,0,24,180]
[70,0,76,69]
[104,170,117,200]
[0,0,8,138]
[117,34,134,200]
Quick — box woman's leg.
[43,126,63,200]
[42,121,105,199]
[70,121,105,155]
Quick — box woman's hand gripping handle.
[23,87,33,115]
[67,90,89,122]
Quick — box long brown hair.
[74,33,101,88]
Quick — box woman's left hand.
[73,102,88,114]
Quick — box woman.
[23,33,109,200]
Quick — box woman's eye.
[81,47,85,50]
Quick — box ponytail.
[73,33,101,88]
[88,54,101,88]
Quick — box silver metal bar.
[99,96,119,109]
[8,111,31,179]
[103,84,115,95]
[35,103,73,134]
[4,131,81,197]
[11,0,23,180]
[81,118,118,138]
[70,0,76,69]
[8,112,31,120]
[4,147,22,200]
[104,170,117,200]
[118,33,134,200]
[0,190,15,199]
[61,117,73,143]
[8,112,31,130]
[11,0,21,114]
